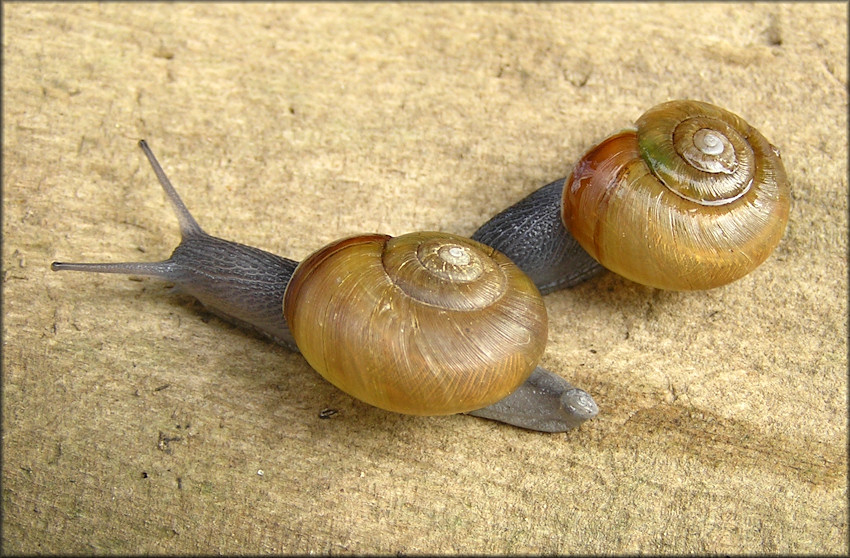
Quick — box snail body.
[52,141,597,432]
[474,100,790,292]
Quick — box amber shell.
[283,232,548,415]
[562,100,790,290]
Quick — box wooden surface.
[3,3,847,554]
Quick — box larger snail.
[472,100,790,293]
[51,141,598,433]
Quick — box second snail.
[473,100,791,293]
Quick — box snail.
[472,100,790,293]
[51,140,598,433]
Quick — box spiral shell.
[283,232,548,415]
[562,100,790,290]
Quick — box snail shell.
[562,100,790,290]
[284,231,548,415]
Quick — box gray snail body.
[471,177,604,295]
[52,141,598,433]
[473,100,791,293]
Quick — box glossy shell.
[562,100,790,290]
[283,232,548,415]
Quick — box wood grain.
[3,3,846,554]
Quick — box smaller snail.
[473,100,790,292]
[51,141,598,433]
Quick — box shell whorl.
[637,100,760,205]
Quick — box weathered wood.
[3,3,846,554]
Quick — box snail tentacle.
[138,140,204,237]
[52,140,299,349]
